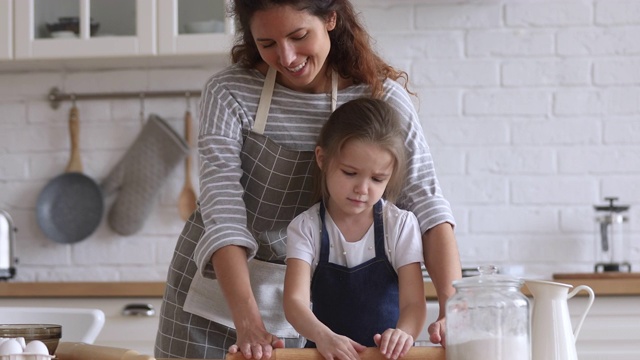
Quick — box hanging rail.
[47,86,202,110]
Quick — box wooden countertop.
[424,273,640,299]
[1,275,640,299]
[0,282,165,298]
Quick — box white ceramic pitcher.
[525,280,595,360]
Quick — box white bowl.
[184,20,224,34]
[50,31,77,39]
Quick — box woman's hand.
[213,245,285,359]
[228,332,284,360]
[427,318,446,348]
[316,333,366,360]
[374,329,413,359]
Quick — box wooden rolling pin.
[55,342,155,360]
[225,346,445,360]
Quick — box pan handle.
[66,104,84,173]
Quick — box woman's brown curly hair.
[230,0,412,98]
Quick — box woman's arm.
[213,245,283,359]
[422,222,461,347]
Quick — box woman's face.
[250,5,336,93]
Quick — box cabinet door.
[14,0,156,59]
[0,0,11,59]
[157,0,233,56]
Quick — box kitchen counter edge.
[0,282,166,298]
[2,279,640,298]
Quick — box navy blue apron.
[306,200,400,347]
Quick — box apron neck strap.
[253,67,278,135]
[253,68,339,135]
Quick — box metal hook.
[185,92,191,113]
[139,93,145,123]
[70,94,77,107]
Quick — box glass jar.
[446,265,531,360]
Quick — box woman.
[154,1,461,359]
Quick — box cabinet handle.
[122,303,155,317]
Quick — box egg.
[24,340,50,355]
[0,338,24,355]
[14,337,26,349]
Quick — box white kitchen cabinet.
[10,0,233,62]
[157,0,233,56]
[0,0,11,59]
[572,296,640,360]
[13,0,156,59]
[0,297,162,356]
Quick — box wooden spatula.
[177,109,197,221]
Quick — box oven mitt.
[101,114,188,235]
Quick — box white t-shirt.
[286,199,424,275]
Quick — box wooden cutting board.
[225,347,445,360]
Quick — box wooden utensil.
[225,346,445,360]
[177,109,197,221]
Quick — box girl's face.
[316,139,395,219]
[250,5,336,93]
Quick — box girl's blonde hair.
[313,98,407,203]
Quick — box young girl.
[284,98,427,360]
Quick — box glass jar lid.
[452,265,524,289]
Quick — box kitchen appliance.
[0,209,17,280]
[446,265,530,360]
[525,280,594,360]
[594,197,631,272]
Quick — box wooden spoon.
[178,110,197,221]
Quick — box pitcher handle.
[567,284,595,342]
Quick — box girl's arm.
[397,262,427,338]
[375,262,426,359]
[283,259,365,360]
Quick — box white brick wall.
[1,0,639,281]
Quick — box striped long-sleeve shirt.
[193,65,455,275]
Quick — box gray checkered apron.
[155,68,338,359]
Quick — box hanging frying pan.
[36,104,104,244]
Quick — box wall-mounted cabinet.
[0,0,11,60]
[158,0,234,56]
[14,0,156,59]
[2,0,233,68]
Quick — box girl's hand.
[316,333,366,360]
[228,332,284,360]
[374,329,414,360]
